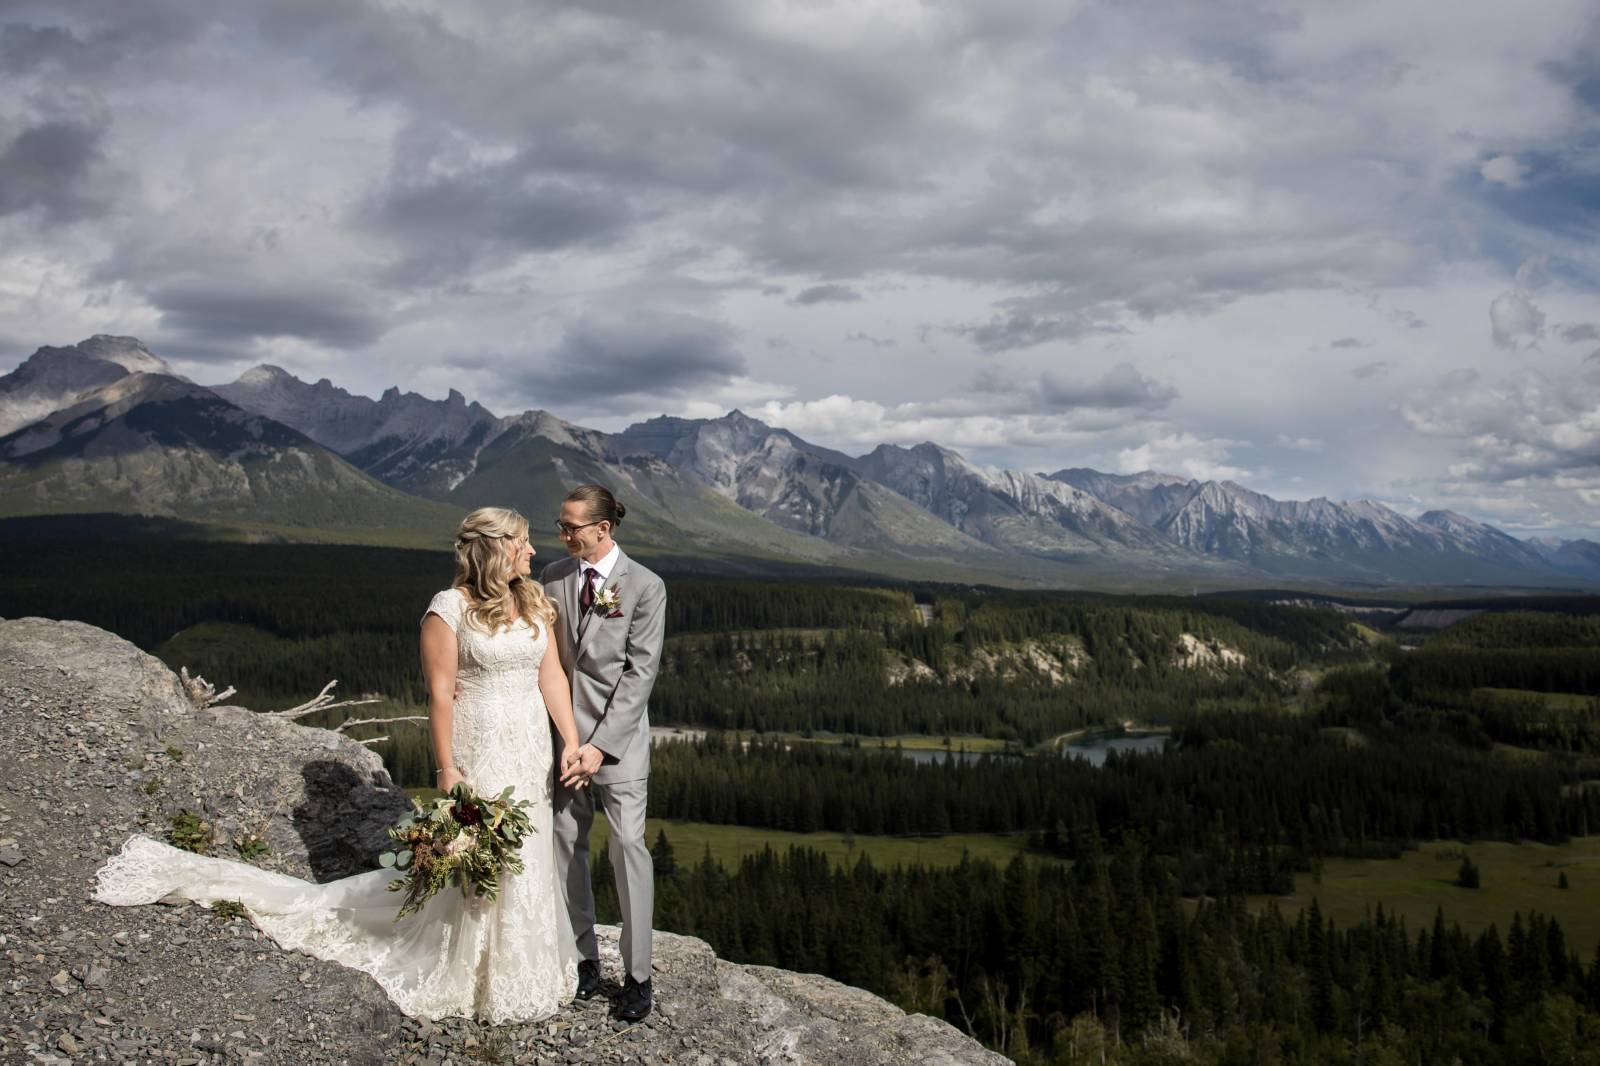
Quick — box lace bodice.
[423,589,551,796]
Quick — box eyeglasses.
[554,519,603,536]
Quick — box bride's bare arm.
[421,614,465,792]
[537,637,583,756]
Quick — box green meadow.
[1476,686,1598,710]
[593,815,1050,870]
[1259,836,1600,954]
[400,790,1046,871]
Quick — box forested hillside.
[5,537,1600,1063]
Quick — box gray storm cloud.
[151,282,389,352]
[2,0,1599,534]
[1038,363,1178,411]
[0,116,116,224]
[793,285,862,306]
[515,310,748,405]
[954,310,1123,353]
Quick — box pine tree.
[651,828,677,877]
[1307,898,1335,1033]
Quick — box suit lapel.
[575,550,630,661]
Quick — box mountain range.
[2,335,1597,589]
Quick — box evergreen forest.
[4,536,1600,1063]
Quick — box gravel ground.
[0,618,1009,1066]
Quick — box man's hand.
[576,743,605,776]
[559,743,605,789]
[559,748,587,790]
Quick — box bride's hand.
[437,767,467,793]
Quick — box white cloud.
[1402,360,1600,534]
[1479,154,1529,188]
[1038,362,1178,410]
[1490,289,1546,350]
[1115,432,1251,482]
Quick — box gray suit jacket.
[541,549,666,785]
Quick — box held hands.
[559,743,605,789]
[559,748,584,789]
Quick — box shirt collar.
[582,542,620,582]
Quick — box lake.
[896,732,1169,766]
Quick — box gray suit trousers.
[552,776,653,984]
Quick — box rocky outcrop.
[0,618,1008,1065]
[1170,632,1247,672]
[887,639,1090,687]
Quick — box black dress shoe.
[575,959,601,1000]
[615,976,652,1022]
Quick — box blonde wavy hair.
[453,507,556,638]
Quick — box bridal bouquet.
[378,783,534,920]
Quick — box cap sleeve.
[422,589,463,633]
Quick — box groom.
[544,483,667,1022]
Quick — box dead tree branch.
[178,667,236,709]
[269,680,382,721]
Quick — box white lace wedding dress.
[94,589,579,1023]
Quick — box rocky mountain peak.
[210,366,505,495]
[0,336,181,436]
[618,410,790,467]
[706,408,780,443]
[718,407,762,427]
[235,364,295,386]
[0,370,297,461]
[72,334,171,375]
[1418,509,1479,529]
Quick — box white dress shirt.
[580,542,620,590]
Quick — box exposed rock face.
[1530,536,1600,581]
[1170,633,1247,671]
[10,335,1588,588]
[1052,471,1567,582]
[0,336,173,436]
[861,442,1167,557]
[1047,468,1195,527]
[614,412,986,555]
[0,618,1009,1065]
[213,367,505,496]
[885,639,1089,687]
[0,372,460,539]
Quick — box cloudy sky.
[2,1,1599,536]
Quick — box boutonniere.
[592,583,624,618]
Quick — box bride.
[94,507,584,1023]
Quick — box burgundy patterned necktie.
[579,568,599,613]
